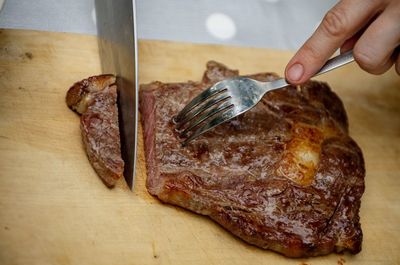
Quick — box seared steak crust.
[67,75,124,187]
[139,61,365,257]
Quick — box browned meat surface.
[139,61,365,258]
[66,75,124,187]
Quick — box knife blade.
[95,0,138,189]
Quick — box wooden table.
[0,29,399,265]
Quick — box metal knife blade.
[95,0,138,189]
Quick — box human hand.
[285,0,400,85]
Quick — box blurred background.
[0,0,337,50]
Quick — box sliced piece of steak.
[67,75,124,187]
[139,61,365,258]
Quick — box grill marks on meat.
[139,61,365,257]
[66,75,124,187]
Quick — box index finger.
[285,0,383,84]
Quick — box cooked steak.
[139,61,365,258]
[66,74,124,187]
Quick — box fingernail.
[287,63,304,82]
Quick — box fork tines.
[174,81,234,146]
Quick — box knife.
[95,0,138,189]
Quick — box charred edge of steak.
[66,74,116,114]
[202,61,239,84]
[66,74,124,188]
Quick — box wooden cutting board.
[0,29,399,265]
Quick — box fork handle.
[272,50,355,90]
[313,50,354,76]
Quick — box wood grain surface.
[0,29,399,265]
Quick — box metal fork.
[175,50,354,146]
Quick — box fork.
[175,50,355,146]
